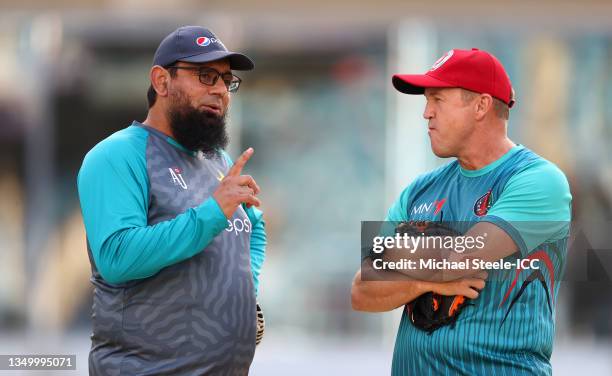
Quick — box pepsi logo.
[196,37,211,47]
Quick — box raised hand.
[213,148,261,219]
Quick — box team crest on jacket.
[473,189,492,216]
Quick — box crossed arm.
[351,258,486,312]
[351,221,514,312]
[381,221,519,281]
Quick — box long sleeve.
[77,128,228,284]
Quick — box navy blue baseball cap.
[153,26,254,70]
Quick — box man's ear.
[474,94,493,121]
[150,65,170,97]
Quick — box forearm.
[351,276,426,312]
[380,249,493,282]
[381,222,519,280]
[351,260,429,312]
[380,247,445,281]
[92,197,227,284]
[352,253,490,312]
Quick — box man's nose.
[423,104,434,120]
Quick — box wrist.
[211,193,230,219]
[416,280,434,294]
[197,197,230,230]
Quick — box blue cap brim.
[179,50,254,71]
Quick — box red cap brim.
[392,73,455,94]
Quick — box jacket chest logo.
[411,198,446,216]
[169,167,188,190]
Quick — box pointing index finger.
[228,148,254,177]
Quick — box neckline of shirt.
[459,144,524,177]
[132,121,198,157]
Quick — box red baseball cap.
[392,48,515,108]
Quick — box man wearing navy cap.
[352,48,571,375]
[78,26,266,375]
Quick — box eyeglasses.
[166,66,242,93]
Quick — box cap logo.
[430,50,454,71]
[196,37,211,46]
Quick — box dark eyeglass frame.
[165,65,242,93]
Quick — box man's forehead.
[424,87,460,96]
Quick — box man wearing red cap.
[352,48,571,375]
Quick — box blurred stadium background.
[1,1,611,374]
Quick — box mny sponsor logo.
[411,198,446,216]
